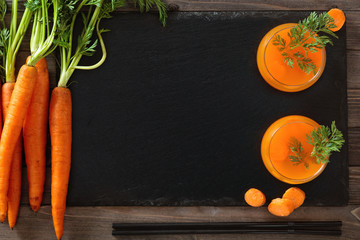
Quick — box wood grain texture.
[6,0,360,10]
[349,167,360,204]
[160,0,360,11]
[0,205,359,240]
[4,0,360,239]
[348,128,360,166]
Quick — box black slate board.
[67,11,348,206]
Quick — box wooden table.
[1,0,360,239]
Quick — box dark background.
[66,11,348,206]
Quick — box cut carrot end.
[328,8,346,32]
[244,188,266,207]
[282,187,305,209]
[268,198,295,217]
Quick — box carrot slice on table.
[2,83,22,229]
[244,188,266,207]
[268,198,295,217]
[282,187,305,209]
[328,8,346,32]
[23,57,49,212]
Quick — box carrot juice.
[261,115,326,184]
[257,23,326,92]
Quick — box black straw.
[112,221,342,236]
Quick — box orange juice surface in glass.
[261,116,326,184]
[257,24,326,92]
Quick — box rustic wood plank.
[346,12,360,51]
[350,167,360,204]
[5,1,360,239]
[5,0,360,10]
[161,0,360,11]
[348,128,360,166]
[347,51,360,89]
[348,89,360,128]
[0,205,359,240]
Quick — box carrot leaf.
[134,0,167,26]
[288,137,309,169]
[272,12,338,75]
[306,121,345,164]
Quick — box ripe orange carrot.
[268,198,295,217]
[49,87,72,240]
[0,65,37,222]
[2,83,22,229]
[282,187,305,209]
[23,57,49,212]
[328,8,346,32]
[244,188,266,207]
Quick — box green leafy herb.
[57,0,167,87]
[289,137,309,168]
[134,0,167,27]
[0,0,8,79]
[306,121,345,164]
[272,12,338,75]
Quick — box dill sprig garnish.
[272,12,338,75]
[306,121,345,164]
[289,137,309,169]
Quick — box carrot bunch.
[0,0,58,229]
[0,0,166,237]
[0,0,40,227]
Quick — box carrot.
[0,65,37,222]
[49,87,72,240]
[23,57,49,212]
[268,198,295,217]
[282,187,305,209]
[2,83,22,229]
[328,8,346,32]
[244,188,266,207]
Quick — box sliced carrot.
[268,198,295,217]
[23,57,49,212]
[244,188,266,207]
[282,187,305,209]
[328,8,346,32]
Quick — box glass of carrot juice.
[261,115,326,184]
[257,23,326,92]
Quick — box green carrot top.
[57,0,167,88]
[0,0,8,80]
[5,0,42,82]
[27,0,60,66]
[272,12,338,75]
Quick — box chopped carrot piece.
[244,188,266,207]
[268,198,295,217]
[282,187,305,209]
[328,8,346,32]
